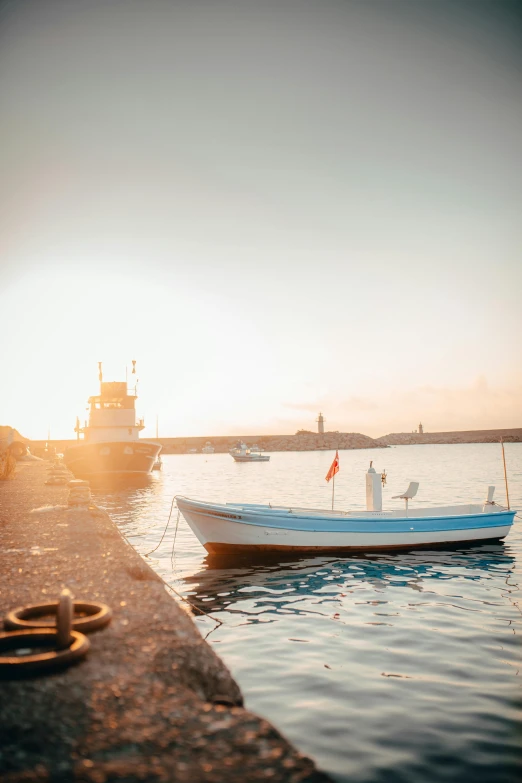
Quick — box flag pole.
[332,471,335,510]
[500,438,510,510]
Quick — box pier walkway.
[0,461,330,783]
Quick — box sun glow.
[1,268,289,440]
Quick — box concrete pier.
[0,461,330,782]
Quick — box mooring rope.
[127,498,224,630]
[153,568,223,629]
[170,509,181,565]
[491,502,522,522]
[145,497,177,555]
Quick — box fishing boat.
[230,441,270,462]
[175,465,514,554]
[64,362,162,478]
[202,441,215,454]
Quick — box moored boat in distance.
[201,441,215,454]
[176,465,514,555]
[64,362,161,478]
[230,441,270,462]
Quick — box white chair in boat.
[393,482,419,511]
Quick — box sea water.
[91,443,522,783]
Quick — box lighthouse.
[316,412,325,434]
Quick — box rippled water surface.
[91,444,522,782]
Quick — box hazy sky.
[1,0,521,440]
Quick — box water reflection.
[89,473,164,524]
[183,543,516,617]
[88,473,157,492]
[87,449,521,783]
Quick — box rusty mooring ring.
[4,600,112,633]
[0,629,90,676]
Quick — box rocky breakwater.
[266,432,385,452]
[375,428,522,446]
[0,460,331,783]
[145,432,386,454]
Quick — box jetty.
[18,427,522,458]
[375,427,522,446]
[0,460,330,782]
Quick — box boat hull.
[232,455,270,462]
[64,441,162,477]
[176,498,515,554]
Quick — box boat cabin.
[81,382,145,443]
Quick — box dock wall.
[0,461,330,782]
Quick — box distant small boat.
[176,466,514,554]
[229,441,270,462]
[202,441,215,454]
[188,448,197,454]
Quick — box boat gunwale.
[175,496,515,532]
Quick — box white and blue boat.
[176,465,515,555]
[230,441,270,462]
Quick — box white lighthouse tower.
[316,412,325,435]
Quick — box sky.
[1,0,521,440]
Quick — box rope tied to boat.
[145,497,179,556]
[139,498,223,634]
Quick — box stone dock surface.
[0,461,331,783]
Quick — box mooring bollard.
[45,460,72,485]
[56,589,73,649]
[45,466,71,485]
[68,479,91,507]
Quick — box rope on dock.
[118,505,224,631]
[148,569,223,631]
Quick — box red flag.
[325,450,339,482]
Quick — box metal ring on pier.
[56,590,73,649]
[4,601,112,634]
[0,629,90,676]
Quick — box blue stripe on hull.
[177,499,515,535]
